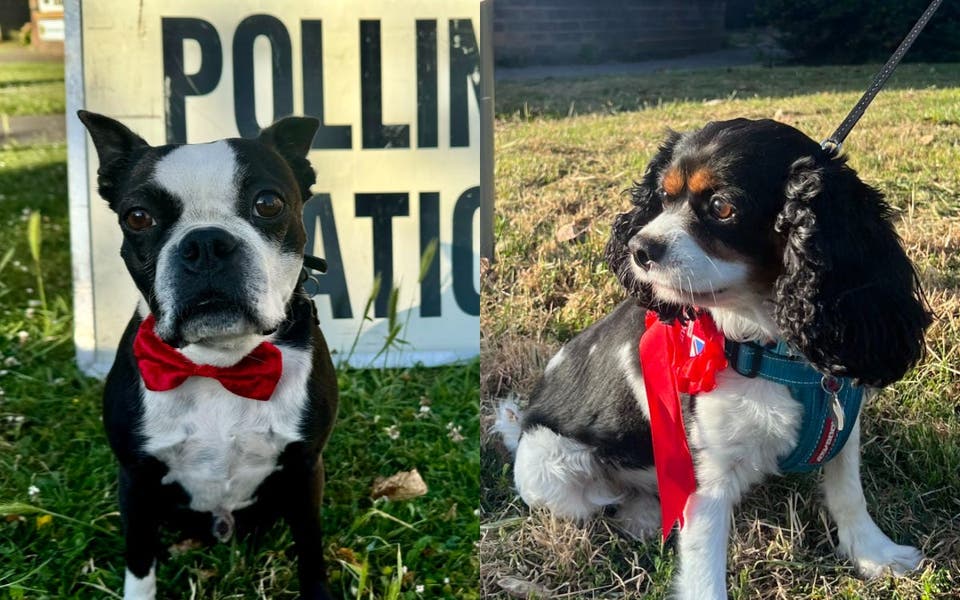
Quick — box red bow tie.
[133,315,283,401]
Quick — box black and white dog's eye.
[709,197,736,220]
[254,192,285,218]
[123,208,156,231]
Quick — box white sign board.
[65,0,482,375]
[37,18,64,41]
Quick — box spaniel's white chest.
[689,370,803,475]
[138,345,312,514]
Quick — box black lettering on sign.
[233,15,294,139]
[302,20,352,150]
[161,18,222,144]
[303,194,353,319]
[419,192,440,317]
[449,19,479,148]
[360,20,410,149]
[452,186,479,315]
[356,193,409,317]
[416,20,438,149]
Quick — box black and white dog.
[78,111,338,599]
[496,119,932,598]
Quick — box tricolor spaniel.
[496,118,932,598]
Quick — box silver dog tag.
[822,375,845,432]
[831,394,845,432]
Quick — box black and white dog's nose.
[178,227,239,272]
[628,236,666,271]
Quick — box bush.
[756,0,960,64]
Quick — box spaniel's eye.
[254,192,285,218]
[709,197,736,221]
[123,208,156,231]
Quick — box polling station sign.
[65,0,483,374]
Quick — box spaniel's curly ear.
[605,131,688,320]
[774,156,932,387]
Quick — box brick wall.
[494,0,727,66]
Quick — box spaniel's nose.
[628,236,666,271]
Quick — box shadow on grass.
[0,79,63,89]
[495,63,960,120]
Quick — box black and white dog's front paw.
[123,564,156,600]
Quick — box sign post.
[65,0,484,375]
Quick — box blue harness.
[723,339,864,473]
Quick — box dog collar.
[724,339,863,473]
[133,315,283,401]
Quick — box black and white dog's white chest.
[138,343,313,513]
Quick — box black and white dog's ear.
[77,110,149,205]
[605,130,688,319]
[774,155,932,387]
[258,116,319,159]
[258,116,320,198]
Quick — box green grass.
[482,64,960,598]
[0,63,479,598]
[0,62,64,117]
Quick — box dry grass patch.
[481,65,960,599]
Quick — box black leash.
[821,0,944,156]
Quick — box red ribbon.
[133,314,283,401]
[639,310,728,539]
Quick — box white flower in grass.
[16,331,29,344]
[447,425,464,443]
[385,425,400,440]
[27,300,41,308]
[28,485,39,498]
[402,566,408,575]
[444,577,450,584]
[415,584,424,594]
[4,356,20,367]
[25,308,35,319]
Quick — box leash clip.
[821,375,845,431]
[300,253,328,299]
[820,138,842,157]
